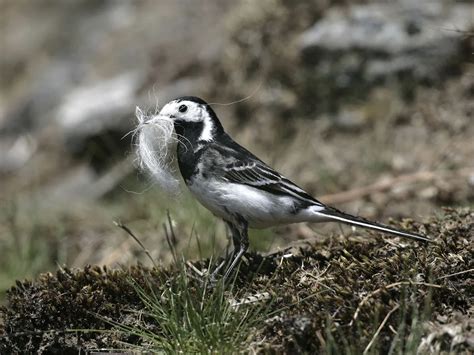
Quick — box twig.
[349,281,443,326]
[319,167,473,205]
[166,210,178,246]
[229,292,271,309]
[163,221,177,265]
[315,330,327,349]
[163,210,180,265]
[186,261,204,277]
[113,221,157,268]
[301,265,335,293]
[0,327,111,339]
[388,325,398,335]
[437,268,474,280]
[363,304,400,355]
[0,329,62,339]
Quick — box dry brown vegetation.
[1,208,472,353]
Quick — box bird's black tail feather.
[313,207,431,243]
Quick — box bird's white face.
[158,99,206,123]
[157,97,222,142]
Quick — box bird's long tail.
[312,207,431,243]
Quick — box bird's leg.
[222,218,249,282]
[209,221,241,281]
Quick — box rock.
[0,0,227,168]
[55,72,144,153]
[0,60,79,135]
[298,1,472,110]
[0,135,37,173]
[332,108,369,131]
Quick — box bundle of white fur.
[135,106,181,195]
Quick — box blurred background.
[0,0,473,297]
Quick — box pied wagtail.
[150,96,430,280]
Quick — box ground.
[1,208,472,353]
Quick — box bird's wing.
[209,140,430,243]
[222,160,323,207]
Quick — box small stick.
[229,292,271,308]
[114,220,157,268]
[437,268,474,280]
[166,210,178,246]
[388,325,398,335]
[363,304,400,355]
[349,281,442,326]
[163,222,177,265]
[186,261,204,277]
[319,168,473,205]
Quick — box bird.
[146,96,430,281]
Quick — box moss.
[1,208,472,353]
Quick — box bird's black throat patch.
[175,120,206,181]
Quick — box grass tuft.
[111,265,271,353]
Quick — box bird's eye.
[178,104,188,113]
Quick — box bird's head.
[157,96,224,142]
[135,96,224,195]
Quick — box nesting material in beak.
[135,106,181,195]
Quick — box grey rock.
[298,1,472,102]
[0,135,37,173]
[0,60,80,135]
[301,3,472,53]
[56,72,144,147]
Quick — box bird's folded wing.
[223,161,323,207]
